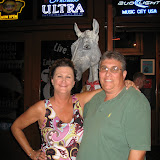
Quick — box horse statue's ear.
[92,19,99,35]
[74,23,82,37]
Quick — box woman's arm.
[125,80,140,91]
[76,88,102,109]
[76,80,138,109]
[11,101,46,160]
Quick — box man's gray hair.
[99,51,126,71]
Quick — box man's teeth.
[105,80,112,82]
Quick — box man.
[77,51,151,160]
[133,72,146,89]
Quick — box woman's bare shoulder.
[29,100,46,114]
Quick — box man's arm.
[128,150,146,160]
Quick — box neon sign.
[122,8,157,14]
[118,1,160,6]
[49,0,79,3]
[0,0,25,20]
[41,0,86,17]
[114,0,160,16]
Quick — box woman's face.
[51,66,75,94]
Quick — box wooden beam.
[107,3,113,51]
[155,33,160,144]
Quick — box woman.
[11,58,136,160]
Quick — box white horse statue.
[71,19,101,91]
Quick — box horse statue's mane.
[71,19,101,91]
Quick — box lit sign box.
[113,0,160,16]
[0,0,25,20]
[40,0,87,18]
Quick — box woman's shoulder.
[31,100,46,113]
[33,100,45,106]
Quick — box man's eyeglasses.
[99,66,122,73]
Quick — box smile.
[105,80,112,82]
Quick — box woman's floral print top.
[40,95,84,160]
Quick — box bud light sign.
[113,0,160,16]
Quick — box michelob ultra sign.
[41,0,87,17]
[0,0,25,20]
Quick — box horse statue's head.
[71,19,101,83]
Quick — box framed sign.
[40,40,74,100]
[0,41,24,122]
[143,78,152,88]
[0,0,33,20]
[141,59,155,75]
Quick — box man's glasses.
[99,66,122,73]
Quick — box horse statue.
[71,19,101,91]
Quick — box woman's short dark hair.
[49,58,76,81]
[49,58,77,96]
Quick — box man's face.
[99,58,127,94]
[139,76,146,89]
